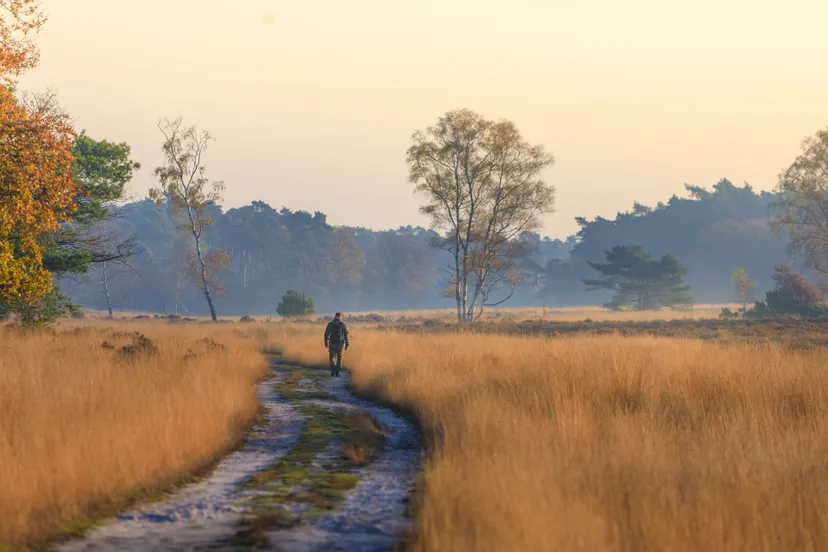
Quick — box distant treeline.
[541,179,790,308]
[59,179,792,316]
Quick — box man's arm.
[324,323,331,346]
[343,323,350,348]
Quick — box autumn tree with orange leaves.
[0,1,81,324]
[0,0,46,82]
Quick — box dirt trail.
[57,361,420,552]
[266,371,420,552]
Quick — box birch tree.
[407,109,555,323]
[774,128,828,278]
[100,261,114,319]
[150,118,225,322]
[732,267,756,311]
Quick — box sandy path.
[267,374,421,552]
[58,369,303,552]
[57,364,421,552]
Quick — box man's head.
[334,312,342,320]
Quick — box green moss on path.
[223,364,386,551]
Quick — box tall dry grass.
[0,323,268,546]
[263,325,828,552]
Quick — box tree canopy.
[407,108,555,322]
[0,0,45,81]
[276,290,315,318]
[582,245,693,310]
[42,131,141,279]
[71,131,141,225]
[732,268,756,311]
[538,179,788,306]
[745,264,828,318]
[774,127,828,278]
[0,85,77,313]
[57,200,449,316]
[56,180,795,317]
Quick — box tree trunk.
[194,238,217,322]
[467,294,479,322]
[454,248,463,323]
[467,265,489,322]
[459,247,472,323]
[473,304,485,323]
[183,202,218,322]
[175,269,182,315]
[202,283,217,322]
[102,261,113,320]
[461,259,469,323]
[243,250,248,289]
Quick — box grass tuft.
[342,411,384,466]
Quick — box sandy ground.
[267,375,421,552]
[57,365,420,552]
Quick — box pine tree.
[276,290,315,318]
[583,245,693,310]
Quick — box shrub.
[0,287,81,328]
[348,313,387,323]
[746,264,828,318]
[276,290,315,318]
[719,307,740,320]
[743,301,770,319]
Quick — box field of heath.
[0,324,268,546]
[262,324,828,552]
[341,303,737,323]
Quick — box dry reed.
[263,324,828,552]
[0,323,268,546]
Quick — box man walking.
[324,312,349,377]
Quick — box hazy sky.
[19,0,828,238]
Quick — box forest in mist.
[58,179,788,316]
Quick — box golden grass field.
[4,316,828,551]
[0,324,267,546]
[264,324,828,552]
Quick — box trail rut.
[57,361,420,552]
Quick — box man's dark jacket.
[324,319,349,351]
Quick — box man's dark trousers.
[329,344,343,377]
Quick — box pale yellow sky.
[19,0,828,238]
